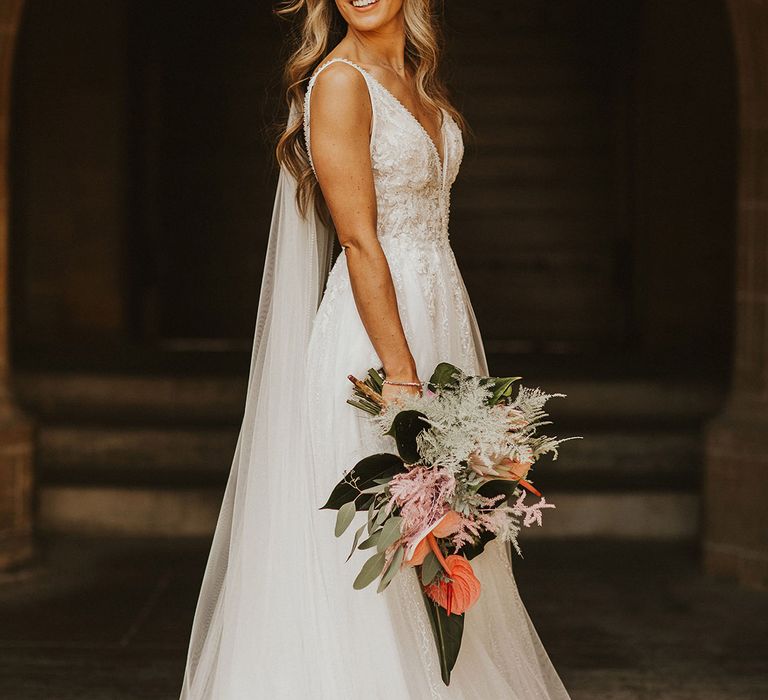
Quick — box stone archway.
[0,0,33,571]
[704,0,768,590]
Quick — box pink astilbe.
[388,466,456,548]
[447,515,483,550]
[477,506,521,537]
[511,489,556,527]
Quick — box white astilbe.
[375,374,577,474]
[366,370,580,558]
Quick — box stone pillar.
[0,0,34,570]
[703,0,768,590]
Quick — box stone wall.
[704,0,768,590]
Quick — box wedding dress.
[180,57,571,699]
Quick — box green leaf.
[321,453,406,511]
[346,398,380,416]
[334,501,356,537]
[360,483,390,495]
[428,362,463,389]
[428,362,464,391]
[376,516,403,552]
[367,498,377,534]
[374,503,390,528]
[359,529,381,550]
[478,479,518,502]
[377,546,405,592]
[367,367,385,392]
[420,551,441,586]
[422,590,465,685]
[353,551,386,590]
[385,410,428,464]
[482,375,522,406]
[346,523,367,562]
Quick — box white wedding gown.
[180,57,571,699]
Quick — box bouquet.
[322,362,580,685]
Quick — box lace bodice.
[304,57,463,247]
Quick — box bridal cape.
[180,57,571,699]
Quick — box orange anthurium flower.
[406,537,431,567]
[404,511,464,567]
[424,555,481,615]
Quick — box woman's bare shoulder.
[308,58,372,123]
[311,58,367,96]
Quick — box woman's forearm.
[305,63,418,385]
[344,239,417,380]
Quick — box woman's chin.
[339,0,401,32]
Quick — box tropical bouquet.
[322,362,580,685]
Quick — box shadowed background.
[0,1,766,698]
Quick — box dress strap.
[303,57,377,178]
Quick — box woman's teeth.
[352,0,378,7]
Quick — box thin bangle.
[382,379,423,387]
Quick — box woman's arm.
[308,63,420,400]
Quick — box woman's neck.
[343,18,407,76]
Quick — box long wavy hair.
[274,0,464,221]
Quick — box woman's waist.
[377,229,452,250]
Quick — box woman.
[180,1,571,697]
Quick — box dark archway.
[0,1,759,577]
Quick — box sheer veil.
[179,132,334,697]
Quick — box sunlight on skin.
[312,0,427,405]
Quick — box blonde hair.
[274,0,465,220]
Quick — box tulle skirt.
[183,238,570,699]
[299,240,570,698]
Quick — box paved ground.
[0,537,765,699]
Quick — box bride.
[180,1,571,698]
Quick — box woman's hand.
[381,367,423,404]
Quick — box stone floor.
[0,537,766,700]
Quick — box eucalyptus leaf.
[359,529,381,550]
[346,523,367,562]
[367,498,377,535]
[377,546,405,592]
[353,551,386,590]
[420,551,441,586]
[374,504,390,528]
[376,516,404,553]
[334,501,356,538]
[360,483,390,495]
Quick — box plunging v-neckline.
[318,57,446,178]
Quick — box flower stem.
[426,532,451,574]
